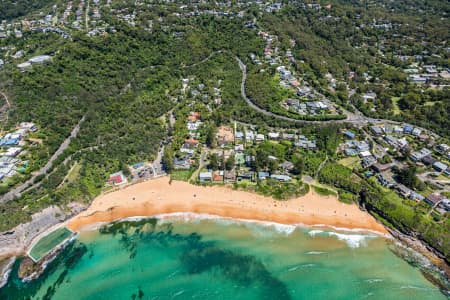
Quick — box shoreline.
[67,176,388,234]
[75,212,389,237]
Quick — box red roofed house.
[183,137,199,149]
[290,81,300,88]
[213,171,223,183]
[187,112,200,122]
[108,171,127,186]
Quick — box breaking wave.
[308,229,376,248]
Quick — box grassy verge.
[236,179,309,200]
[170,170,193,182]
[313,185,337,197]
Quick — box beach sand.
[67,177,387,234]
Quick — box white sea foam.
[154,212,298,237]
[308,229,376,248]
[308,229,324,237]
[88,213,381,248]
[328,232,374,248]
[305,251,327,255]
[364,278,384,284]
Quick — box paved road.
[235,56,439,138]
[417,172,450,191]
[1,116,86,202]
[0,91,11,108]
[152,145,165,177]
[0,91,11,124]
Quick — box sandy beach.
[67,177,387,234]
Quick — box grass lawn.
[338,156,360,168]
[66,162,82,183]
[171,170,192,181]
[391,97,401,115]
[313,185,337,197]
[424,101,439,107]
[29,227,73,262]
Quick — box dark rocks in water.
[18,257,37,279]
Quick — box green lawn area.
[171,170,192,181]
[338,156,360,168]
[313,185,337,197]
[66,162,82,183]
[391,97,401,115]
[29,227,73,262]
[424,101,439,107]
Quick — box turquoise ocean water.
[1,214,447,300]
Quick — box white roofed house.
[3,147,22,157]
[268,132,280,140]
[199,171,212,182]
[19,122,38,132]
[255,134,265,142]
[28,55,52,64]
[245,130,255,142]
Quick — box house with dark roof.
[432,161,448,172]
[371,163,392,173]
[396,184,412,198]
[425,194,445,206]
[344,131,355,139]
[421,155,437,166]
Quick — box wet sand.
[67,177,387,234]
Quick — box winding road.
[1,116,86,203]
[0,51,439,202]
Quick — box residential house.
[234,144,244,152]
[403,125,414,134]
[376,174,393,187]
[421,155,437,166]
[3,147,21,157]
[362,156,377,168]
[370,126,383,135]
[344,131,355,139]
[396,184,412,198]
[108,171,127,186]
[282,133,295,140]
[217,126,234,146]
[432,161,448,172]
[281,161,294,171]
[371,163,392,173]
[412,128,421,136]
[187,112,200,122]
[237,172,253,181]
[409,192,425,202]
[359,150,372,158]
[268,132,280,140]
[173,157,191,170]
[19,122,37,132]
[199,172,212,182]
[224,171,235,183]
[183,137,199,149]
[344,148,357,156]
[213,171,224,182]
[245,130,255,142]
[258,171,270,180]
[255,134,265,142]
[235,131,244,140]
[270,174,292,182]
[410,148,432,162]
[425,194,445,206]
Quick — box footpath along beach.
[67,176,388,234]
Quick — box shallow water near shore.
[0,216,446,300]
